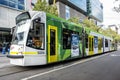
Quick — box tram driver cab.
[7,11,46,66]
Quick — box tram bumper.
[7,54,24,58]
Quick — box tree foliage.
[67,17,120,41]
[33,0,58,16]
[68,17,80,24]
[83,18,98,31]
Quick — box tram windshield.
[12,29,25,44]
[16,12,31,24]
[12,12,31,44]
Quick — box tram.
[7,11,116,66]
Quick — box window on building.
[18,0,24,10]
[9,1,16,8]
[0,0,25,10]
[65,5,70,20]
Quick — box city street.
[0,50,120,80]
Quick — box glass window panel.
[0,0,8,6]
[18,0,24,5]
[65,6,70,20]
[10,0,17,2]
[9,1,17,8]
[18,4,24,10]
[68,0,87,12]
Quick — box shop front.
[0,28,12,52]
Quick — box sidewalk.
[0,53,7,57]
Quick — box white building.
[0,0,33,51]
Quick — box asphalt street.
[0,50,120,80]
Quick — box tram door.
[48,25,58,63]
[89,36,94,55]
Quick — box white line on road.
[21,53,108,80]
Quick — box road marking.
[110,54,120,56]
[21,53,108,80]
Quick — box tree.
[68,17,80,24]
[113,0,120,13]
[33,0,58,16]
[68,17,99,31]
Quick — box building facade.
[0,0,103,51]
[0,0,27,51]
[49,0,87,20]
[49,0,103,23]
[56,0,87,20]
[88,0,103,22]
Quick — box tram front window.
[16,12,30,24]
[26,19,45,50]
[12,32,25,44]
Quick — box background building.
[49,0,103,24]
[49,0,87,20]
[88,0,103,24]
[0,0,26,51]
[0,0,103,51]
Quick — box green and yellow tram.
[7,11,116,66]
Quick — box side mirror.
[31,17,41,30]
[33,17,41,23]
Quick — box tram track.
[0,66,33,77]
[0,51,116,79]
[0,63,55,78]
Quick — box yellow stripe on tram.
[10,52,18,55]
[10,52,38,55]
[24,52,38,55]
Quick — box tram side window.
[109,40,111,47]
[94,36,98,48]
[85,37,88,48]
[89,37,91,51]
[26,20,45,50]
[98,39,101,50]
[92,38,94,51]
[105,39,108,47]
[63,29,71,49]
[101,39,103,47]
